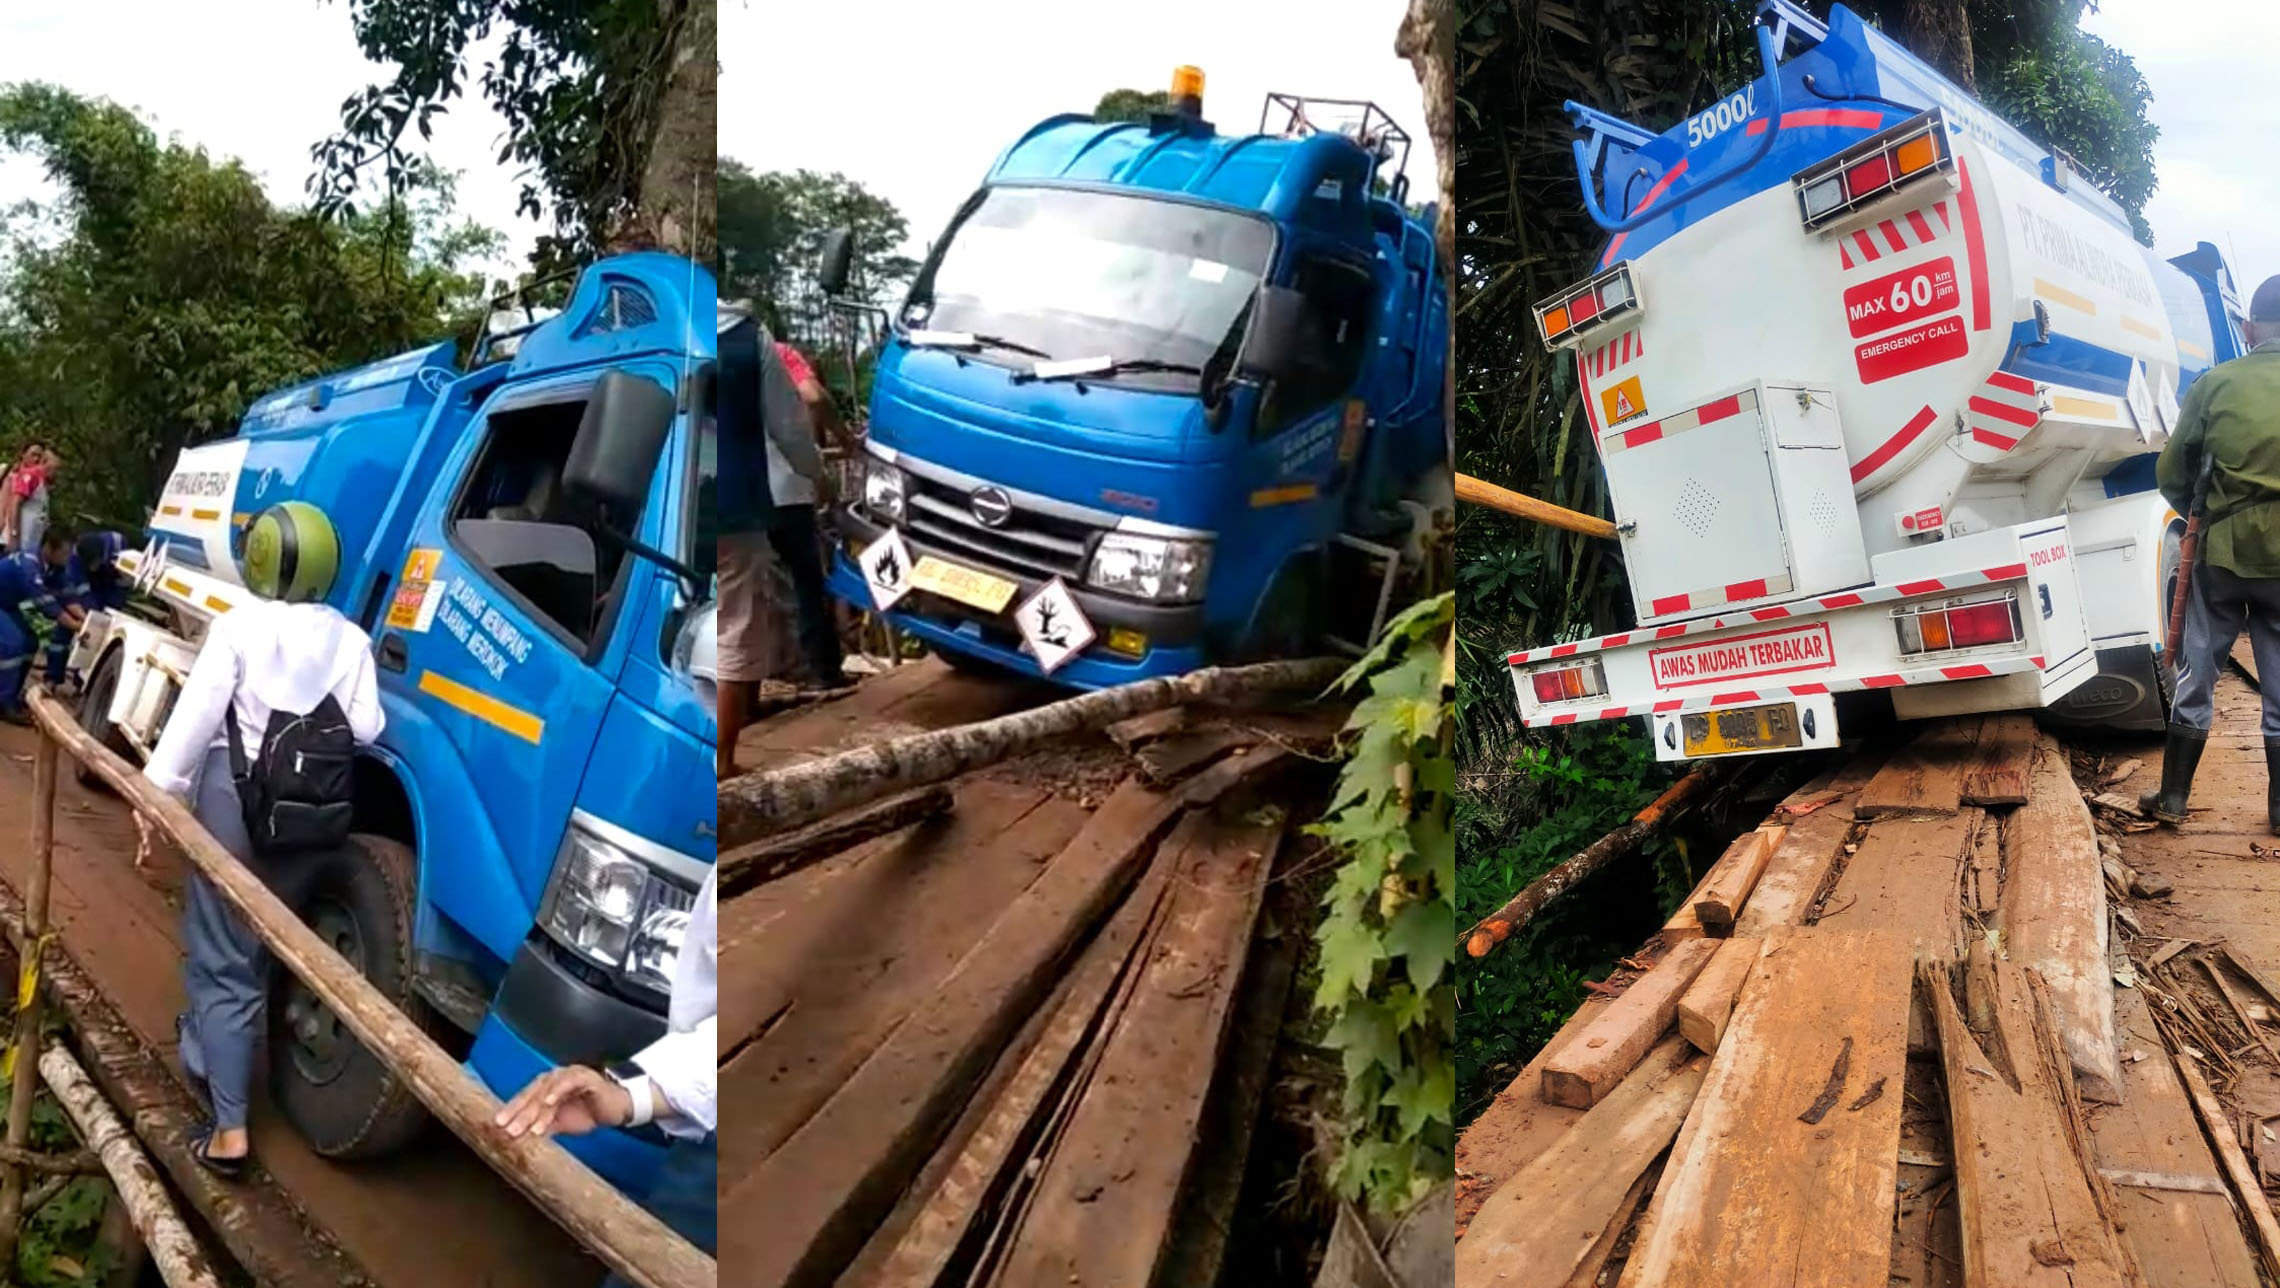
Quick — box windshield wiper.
[1015,355,1206,385]
[904,329,1054,360]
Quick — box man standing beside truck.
[767,337,847,689]
[2145,275,2280,829]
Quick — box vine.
[1311,591,1456,1213]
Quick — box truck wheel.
[73,650,135,792]
[268,833,442,1159]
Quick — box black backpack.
[226,696,356,855]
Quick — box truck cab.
[826,73,1449,686]
[70,252,718,1192]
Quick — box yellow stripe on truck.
[417,670,545,745]
[1249,483,1318,508]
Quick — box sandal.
[189,1125,248,1181]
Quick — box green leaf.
[1384,898,1457,993]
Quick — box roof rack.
[1259,92,1413,196]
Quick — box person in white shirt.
[141,501,383,1177]
[494,865,718,1278]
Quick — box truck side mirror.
[1235,285,1314,384]
[818,227,856,297]
[565,370,676,510]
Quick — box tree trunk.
[717,658,1342,846]
[1903,0,1975,92]
[640,0,718,263]
[1397,0,1456,521]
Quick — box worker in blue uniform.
[0,530,83,724]
[65,531,130,615]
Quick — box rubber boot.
[2265,737,2280,835]
[2139,723,2208,824]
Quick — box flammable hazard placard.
[1600,375,1648,426]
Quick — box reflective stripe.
[0,657,24,672]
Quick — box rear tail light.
[1791,108,1953,232]
[1528,658,1607,704]
[1894,592,2023,657]
[1535,263,1640,350]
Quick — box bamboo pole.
[1456,472,1620,539]
[0,735,58,1268]
[39,1044,219,1288]
[23,688,712,1288]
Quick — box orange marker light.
[1543,305,1570,336]
[1894,133,1939,176]
[1919,612,1952,650]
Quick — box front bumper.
[828,506,1209,689]
[473,937,675,1192]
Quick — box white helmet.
[674,600,719,704]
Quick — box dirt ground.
[0,721,596,1288]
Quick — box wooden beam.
[1542,938,1718,1109]
[23,689,709,1288]
[1731,801,1854,936]
[2175,1053,2280,1280]
[1691,827,1783,937]
[2000,735,2121,1101]
[718,784,953,899]
[718,658,1340,845]
[1455,472,1619,539]
[1962,713,2035,805]
[1922,960,2138,1286]
[1456,1037,1705,1286]
[1676,938,1763,1055]
[1854,719,1978,818]
[1622,928,1913,1287]
[990,812,1284,1287]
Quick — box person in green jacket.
[2143,274,2280,829]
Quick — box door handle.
[378,633,409,674]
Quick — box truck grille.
[903,474,1094,581]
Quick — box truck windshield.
[905,185,1273,394]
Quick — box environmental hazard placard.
[1601,375,1648,426]
[1648,623,1836,690]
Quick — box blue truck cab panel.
[827,89,1449,687]
[151,253,719,1191]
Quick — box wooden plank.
[1731,800,1854,936]
[1675,938,1763,1055]
[990,811,1284,1288]
[1103,706,1189,750]
[1962,712,2036,805]
[2088,987,2258,1288]
[1542,939,1720,1109]
[1566,1161,1659,1288]
[1456,1003,1605,1236]
[1622,928,1913,1288]
[1456,1037,1705,1287]
[2001,735,2122,1101]
[1923,960,2136,1287]
[2176,1054,2280,1281]
[1819,809,1972,1051]
[1133,727,1252,786]
[1967,810,2002,916]
[719,777,1202,1287]
[1691,827,1784,936]
[1854,719,1978,818]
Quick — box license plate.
[909,556,1018,614]
[1682,702,1804,757]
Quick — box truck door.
[373,364,677,907]
[1232,246,1380,618]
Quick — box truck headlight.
[863,460,908,523]
[537,822,698,997]
[1087,532,1213,602]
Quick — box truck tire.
[268,833,442,1159]
[73,649,136,792]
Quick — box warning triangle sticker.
[1614,389,1636,419]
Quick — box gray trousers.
[178,746,271,1132]
[2173,561,2280,737]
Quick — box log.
[1455,472,1619,538]
[1542,938,1719,1109]
[721,776,1223,1286]
[1622,928,1912,1288]
[1691,827,1783,936]
[1456,1037,1705,1286]
[719,784,953,899]
[1962,713,2036,805]
[2176,1053,2280,1280]
[1854,719,1977,817]
[1676,938,1763,1055]
[718,657,1340,845]
[991,811,1284,1287]
[2000,735,2121,1101]
[1922,961,2137,1287]
[39,1043,221,1288]
[23,689,709,1288]
[1466,768,1721,958]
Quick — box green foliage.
[1978,29,2159,243]
[1093,88,1173,124]
[0,84,499,528]
[3,1070,115,1286]
[719,162,917,356]
[312,0,712,265]
[1311,592,1455,1215]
